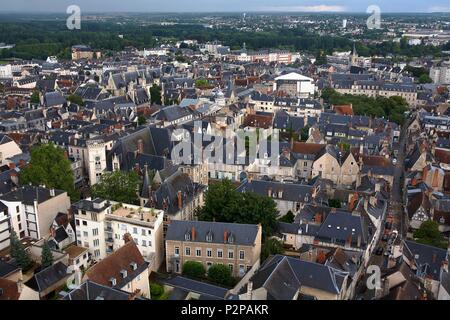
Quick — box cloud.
[258,5,347,12]
[428,6,450,12]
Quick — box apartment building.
[73,198,164,271]
[0,186,71,241]
[165,220,262,278]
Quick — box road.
[354,116,411,299]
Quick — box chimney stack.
[223,230,228,243]
[191,227,196,241]
[137,139,144,154]
[177,191,182,210]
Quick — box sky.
[1,0,450,13]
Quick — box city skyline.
[1,0,450,13]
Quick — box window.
[142,240,147,247]
[16,206,19,213]
[17,215,21,222]
[207,262,212,269]
[175,247,180,256]
[185,247,191,256]
[84,242,89,248]
[228,264,234,273]
[207,249,212,257]
[228,250,234,259]
[239,250,245,260]
[217,249,223,258]
[83,231,88,237]
[141,229,146,236]
[94,249,100,257]
[76,219,80,226]
[93,239,99,247]
[133,227,138,234]
[82,221,87,226]
[196,249,202,257]
[93,228,98,236]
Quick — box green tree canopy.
[20,143,78,200]
[150,84,162,105]
[207,264,234,287]
[30,91,40,104]
[413,220,447,249]
[195,79,209,88]
[138,114,147,126]
[67,94,84,106]
[321,88,408,125]
[328,199,342,208]
[91,170,141,205]
[41,240,54,269]
[182,261,206,279]
[419,74,432,84]
[261,238,285,262]
[278,210,295,223]
[197,179,278,238]
[9,230,32,271]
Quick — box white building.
[0,64,12,78]
[73,198,165,271]
[0,186,71,242]
[273,73,315,98]
[430,63,450,85]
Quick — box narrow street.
[355,115,412,299]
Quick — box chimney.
[50,226,56,238]
[191,227,196,241]
[137,139,144,154]
[123,233,133,243]
[247,281,253,300]
[17,280,23,294]
[8,162,16,169]
[442,260,448,273]
[177,191,182,209]
[223,230,228,243]
[314,213,322,224]
[375,182,381,192]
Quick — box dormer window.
[120,269,127,279]
[109,277,117,286]
[130,262,138,271]
[228,233,234,244]
[206,231,213,242]
[185,232,191,241]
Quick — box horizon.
[2,0,450,14]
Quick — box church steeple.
[351,42,358,66]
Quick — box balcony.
[106,237,114,243]
[104,226,113,233]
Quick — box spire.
[141,164,151,199]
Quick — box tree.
[67,94,84,106]
[41,240,54,269]
[300,126,310,141]
[261,238,285,262]
[197,179,279,238]
[182,261,206,279]
[138,114,147,126]
[419,74,432,84]
[328,199,342,208]
[195,79,209,88]
[30,91,40,104]
[207,264,234,287]
[413,220,447,249]
[278,210,295,223]
[150,84,162,105]
[150,283,164,299]
[9,230,32,271]
[91,170,141,205]
[20,143,78,201]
